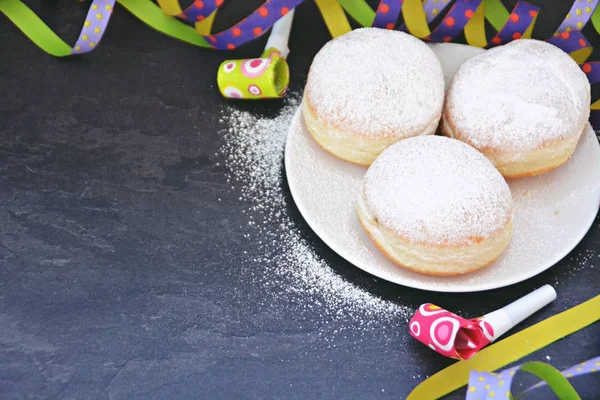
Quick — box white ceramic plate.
[284,43,600,292]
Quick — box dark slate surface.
[0,1,598,399]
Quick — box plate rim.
[284,106,600,293]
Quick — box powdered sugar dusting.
[364,136,513,245]
[305,28,444,137]
[219,96,411,327]
[447,40,590,151]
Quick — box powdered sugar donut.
[357,136,513,276]
[442,39,590,178]
[303,28,445,166]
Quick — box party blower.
[217,9,294,100]
[409,285,557,360]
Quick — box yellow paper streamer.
[407,295,600,400]
[463,0,487,48]
[522,14,537,39]
[570,47,594,66]
[314,0,352,38]
[195,10,216,35]
[156,0,182,16]
[401,0,430,38]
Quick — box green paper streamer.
[337,0,375,27]
[518,362,582,400]
[484,0,510,32]
[117,0,211,48]
[0,0,72,56]
[592,5,600,36]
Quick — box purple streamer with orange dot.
[372,0,404,30]
[178,0,223,23]
[205,0,303,50]
[547,29,591,54]
[487,2,539,47]
[427,0,482,43]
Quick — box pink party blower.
[409,285,557,360]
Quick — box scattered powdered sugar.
[305,28,444,137]
[447,39,590,151]
[218,95,412,329]
[364,136,513,245]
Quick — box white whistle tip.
[502,284,557,327]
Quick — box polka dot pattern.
[409,303,493,360]
[204,0,304,50]
[556,0,599,34]
[217,52,289,100]
[176,0,222,24]
[223,86,244,98]
[71,0,115,55]
[241,58,269,78]
[422,0,452,23]
[487,2,538,48]
[248,84,263,95]
[371,0,404,29]
[427,0,482,43]
[548,29,591,56]
[467,357,600,400]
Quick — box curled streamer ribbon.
[2,0,598,55]
[2,0,600,116]
[406,295,600,400]
[467,357,600,400]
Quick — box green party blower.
[217,10,294,100]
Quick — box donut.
[442,39,590,178]
[357,136,513,276]
[303,28,445,166]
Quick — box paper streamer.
[467,357,600,399]
[466,357,600,400]
[423,0,453,23]
[372,0,404,30]
[487,2,538,46]
[406,295,600,400]
[72,0,116,54]
[556,0,600,33]
[427,0,483,43]
[0,0,596,57]
[158,0,221,24]
[524,356,600,393]
[0,0,115,56]
[201,0,303,50]
[410,285,557,360]
[314,0,352,38]
[3,0,600,117]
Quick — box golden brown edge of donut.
[441,102,582,178]
[356,207,502,276]
[303,87,440,140]
[302,105,374,167]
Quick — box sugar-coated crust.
[356,192,513,276]
[441,108,584,178]
[441,40,590,178]
[358,214,501,276]
[303,28,444,166]
[303,97,440,166]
